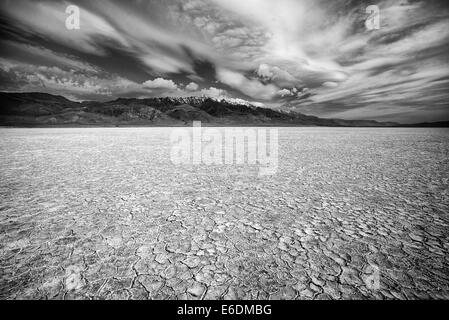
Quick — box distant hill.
[398,121,449,128]
[0,91,444,127]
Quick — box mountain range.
[0,92,447,127]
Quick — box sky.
[0,0,448,123]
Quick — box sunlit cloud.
[143,78,178,90]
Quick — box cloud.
[186,82,199,91]
[199,87,227,98]
[0,0,129,55]
[322,82,339,88]
[277,89,293,97]
[140,53,194,75]
[0,41,99,73]
[216,68,279,100]
[257,63,297,86]
[0,59,142,100]
[143,78,178,90]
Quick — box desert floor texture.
[0,127,448,300]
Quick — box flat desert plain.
[0,127,448,299]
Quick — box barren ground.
[0,127,448,300]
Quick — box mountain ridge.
[0,92,446,127]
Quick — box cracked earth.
[1,127,448,300]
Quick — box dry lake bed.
[0,127,448,300]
